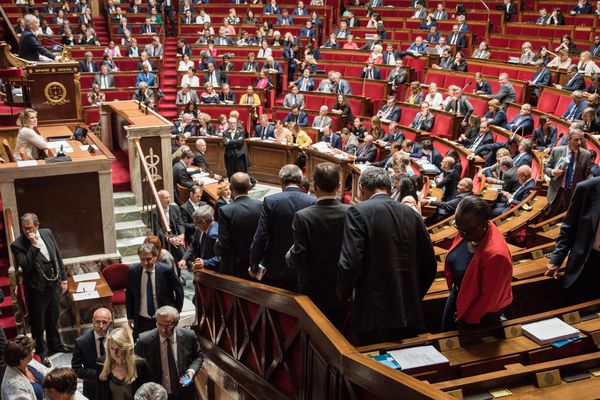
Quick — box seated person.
[283,105,308,126]
[561,90,588,121]
[218,83,236,104]
[136,63,157,87]
[434,157,460,201]
[474,72,492,95]
[377,95,401,123]
[283,85,305,109]
[176,84,200,105]
[463,120,494,152]
[407,36,428,55]
[200,83,220,104]
[172,113,197,137]
[14,108,48,161]
[424,178,474,226]
[492,165,536,216]
[483,99,508,129]
[355,135,377,163]
[554,65,586,91]
[180,67,200,88]
[532,116,558,150]
[360,59,382,80]
[312,105,332,131]
[93,65,115,89]
[320,125,342,150]
[506,103,534,135]
[432,49,454,70]
[409,101,435,131]
[255,114,275,139]
[294,68,315,91]
[132,81,155,108]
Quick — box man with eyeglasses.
[71,308,112,399]
[135,306,204,400]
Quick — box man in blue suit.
[555,66,586,92]
[331,72,352,95]
[294,69,315,91]
[300,20,316,41]
[360,59,382,80]
[255,114,275,139]
[18,15,57,61]
[530,60,552,98]
[507,103,535,136]
[179,205,220,271]
[250,165,315,290]
[493,165,537,216]
[126,243,184,338]
[321,126,342,150]
[561,90,588,121]
[511,138,534,168]
[136,63,157,87]
[283,105,308,126]
[377,96,401,123]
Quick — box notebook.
[521,317,580,345]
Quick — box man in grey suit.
[544,129,593,217]
[93,65,115,89]
[286,163,348,327]
[311,105,332,131]
[444,87,473,126]
[409,101,435,131]
[144,35,163,57]
[283,85,305,109]
[331,72,352,95]
[491,73,517,107]
[134,306,203,400]
[176,84,200,105]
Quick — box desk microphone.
[40,34,67,49]
[461,81,472,92]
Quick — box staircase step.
[117,236,146,256]
[113,191,136,207]
[115,220,148,239]
[114,205,141,222]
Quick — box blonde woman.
[424,82,444,109]
[577,51,600,75]
[215,181,232,218]
[288,122,312,148]
[96,327,150,400]
[274,120,291,144]
[14,109,48,161]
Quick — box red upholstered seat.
[537,91,560,113]
[399,107,418,126]
[425,72,446,88]
[103,263,129,306]
[430,114,452,139]
[445,75,466,89]
[556,96,573,117]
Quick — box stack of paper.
[388,345,449,371]
[72,291,100,301]
[522,317,580,345]
[72,272,100,282]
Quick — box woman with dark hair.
[419,13,437,30]
[555,34,576,53]
[398,176,421,215]
[1,336,48,400]
[407,81,423,105]
[350,117,367,139]
[411,174,425,202]
[459,114,481,144]
[331,94,353,124]
[368,115,384,140]
[531,116,558,150]
[244,10,260,24]
[442,196,512,331]
[450,51,468,71]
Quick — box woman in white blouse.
[547,50,572,69]
[178,54,195,72]
[577,51,600,75]
[196,9,211,24]
[424,82,444,109]
[180,68,200,88]
[14,109,48,161]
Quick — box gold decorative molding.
[0,41,34,67]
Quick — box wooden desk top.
[67,274,113,302]
[103,100,171,127]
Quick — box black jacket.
[173,161,195,204]
[214,195,262,278]
[18,28,55,61]
[72,330,100,399]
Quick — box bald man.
[355,135,378,163]
[492,165,537,216]
[71,308,112,399]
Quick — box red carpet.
[112,149,131,192]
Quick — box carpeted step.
[0,316,17,339]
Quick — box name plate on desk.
[16,160,38,168]
[72,290,100,301]
[73,272,100,282]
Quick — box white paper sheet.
[522,317,580,345]
[72,272,100,282]
[16,160,38,167]
[72,291,100,301]
[388,345,449,370]
[45,141,71,149]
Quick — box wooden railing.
[0,5,19,60]
[193,269,452,399]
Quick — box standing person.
[286,163,348,327]
[544,129,593,217]
[71,308,113,400]
[161,0,175,37]
[18,15,58,61]
[546,177,600,303]
[250,165,315,290]
[11,213,70,367]
[134,306,203,400]
[337,167,436,345]
[214,173,262,279]
[442,196,513,331]
[126,243,184,338]
[222,116,248,177]
[96,327,151,400]
[1,336,48,400]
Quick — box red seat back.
[103,263,129,291]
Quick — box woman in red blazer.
[442,196,513,331]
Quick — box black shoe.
[39,357,52,368]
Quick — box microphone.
[41,34,67,49]
[461,81,472,92]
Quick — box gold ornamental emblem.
[43,82,70,105]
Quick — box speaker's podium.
[1,42,82,123]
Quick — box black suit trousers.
[224,151,247,178]
[565,250,600,301]
[27,282,61,354]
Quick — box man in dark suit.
[250,165,315,290]
[377,96,401,123]
[193,138,213,173]
[409,101,435,131]
[135,306,203,400]
[561,90,588,121]
[435,157,461,201]
[355,135,378,163]
[18,15,57,62]
[546,176,600,302]
[493,165,537,216]
[176,39,193,57]
[11,213,70,366]
[254,115,275,139]
[425,178,474,226]
[320,126,342,150]
[361,33,382,51]
[283,106,309,127]
[360,59,382,80]
[337,167,436,345]
[178,205,220,272]
[152,190,186,267]
[491,73,517,106]
[286,163,348,327]
[126,243,184,338]
[555,66,586,92]
[173,150,196,204]
[203,63,226,87]
[215,173,262,278]
[71,308,112,399]
[511,138,534,168]
[447,25,467,48]
[179,185,206,243]
[172,114,197,137]
[79,52,99,73]
[417,139,443,169]
[507,103,535,136]
[464,120,494,152]
[529,60,552,97]
[223,116,248,178]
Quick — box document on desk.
[522,317,580,345]
[72,272,100,282]
[76,281,96,293]
[312,142,331,153]
[72,290,100,301]
[45,141,72,150]
[16,160,39,168]
[388,345,449,370]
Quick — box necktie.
[566,105,576,120]
[293,95,297,105]
[102,76,107,88]
[359,146,367,157]
[368,69,373,79]
[167,338,180,394]
[415,115,422,130]
[594,46,600,57]
[565,152,576,189]
[146,271,155,317]
[437,12,442,19]
[98,337,105,357]
[451,35,457,45]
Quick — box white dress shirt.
[34,231,50,260]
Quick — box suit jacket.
[360,67,382,80]
[322,133,342,150]
[192,151,211,171]
[254,124,275,139]
[151,204,186,245]
[550,177,600,287]
[137,60,158,71]
[410,112,435,131]
[223,125,248,159]
[563,74,586,91]
[145,43,163,57]
[180,199,207,242]
[139,24,157,34]
[176,89,200,105]
[444,96,474,121]
[173,161,195,204]
[250,187,315,290]
[484,110,508,128]
[286,199,348,326]
[18,29,55,61]
[531,68,552,87]
[183,222,220,270]
[79,60,100,73]
[172,120,197,137]
[125,262,184,325]
[219,91,236,104]
[380,104,401,122]
[507,114,534,135]
[382,50,403,65]
[203,70,227,86]
[283,111,309,126]
[312,115,332,129]
[508,178,537,205]
[294,76,315,91]
[448,33,466,48]
[11,229,66,292]
[544,146,593,203]
[387,68,408,88]
[475,81,492,95]
[337,194,436,335]
[532,126,558,149]
[136,72,157,87]
[333,79,352,95]
[355,143,377,163]
[437,169,460,200]
[134,328,204,399]
[561,100,588,120]
[72,330,101,399]
[214,195,262,278]
[430,191,473,216]
[93,73,115,88]
[491,83,517,105]
[283,93,305,109]
[502,167,520,193]
[512,151,533,168]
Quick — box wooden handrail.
[132,138,171,235]
[0,6,19,57]
[4,208,16,250]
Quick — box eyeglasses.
[156,322,177,329]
